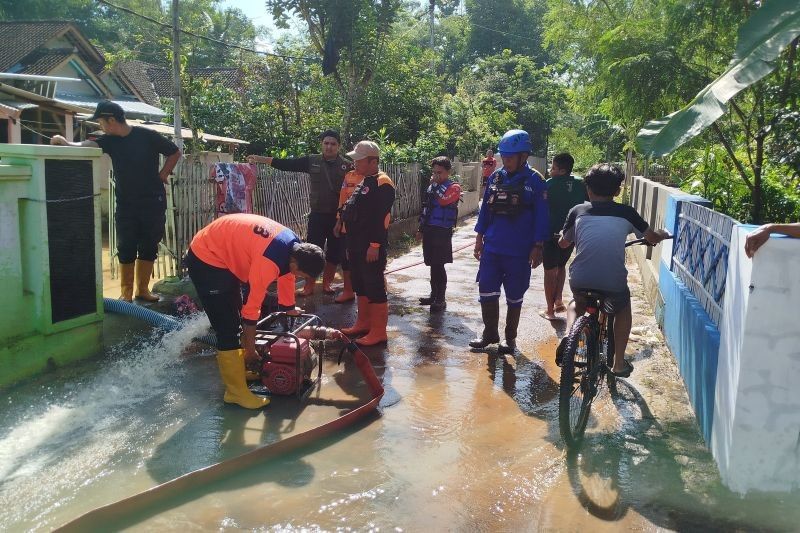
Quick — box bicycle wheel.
[559,314,599,449]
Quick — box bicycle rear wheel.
[559,314,598,449]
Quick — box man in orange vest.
[339,141,396,346]
[186,214,324,408]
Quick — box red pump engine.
[253,313,339,397]
[256,335,316,396]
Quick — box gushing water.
[0,314,214,531]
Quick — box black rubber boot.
[419,280,435,305]
[498,306,521,354]
[430,282,447,312]
[469,300,500,348]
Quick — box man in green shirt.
[541,153,587,320]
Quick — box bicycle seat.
[574,289,618,315]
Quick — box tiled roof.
[15,49,72,75]
[114,60,246,101]
[0,21,73,72]
[189,67,244,90]
[113,60,162,107]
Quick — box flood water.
[3,224,800,531]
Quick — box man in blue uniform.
[470,130,550,354]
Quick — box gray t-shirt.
[562,201,649,292]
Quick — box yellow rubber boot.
[341,296,371,336]
[355,302,388,346]
[334,270,355,303]
[321,262,337,294]
[134,259,160,302]
[119,262,134,302]
[216,348,270,409]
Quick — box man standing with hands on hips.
[51,100,181,303]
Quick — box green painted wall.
[0,145,104,388]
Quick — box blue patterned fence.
[671,202,738,326]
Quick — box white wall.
[714,226,800,493]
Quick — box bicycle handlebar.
[625,233,674,247]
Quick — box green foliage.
[548,126,602,173]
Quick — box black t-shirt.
[96,126,179,208]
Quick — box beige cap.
[346,140,380,161]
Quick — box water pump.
[254,313,339,398]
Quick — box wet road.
[4,217,800,531]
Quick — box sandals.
[609,360,634,378]
[554,303,567,313]
[539,310,563,321]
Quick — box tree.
[459,50,565,156]
[266,0,404,144]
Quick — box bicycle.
[558,235,672,450]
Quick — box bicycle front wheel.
[559,314,598,449]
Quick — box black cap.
[319,129,340,143]
[90,100,125,121]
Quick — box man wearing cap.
[51,100,181,303]
[338,141,396,346]
[247,130,353,298]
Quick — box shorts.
[349,246,388,303]
[570,285,631,314]
[422,225,453,265]
[542,236,574,270]
[477,250,531,308]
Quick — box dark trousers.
[349,246,388,303]
[185,249,242,350]
[115,204,165,263]
[306,211,341,264]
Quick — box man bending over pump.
[185,214,324,409]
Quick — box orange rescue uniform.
[190,214,298,323]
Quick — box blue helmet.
[497,129,532,155]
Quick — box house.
[0,20,166,144]
[111,59,245,106]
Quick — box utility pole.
[429,0,435,70]
[429,0,435,48]
[171,0,183,152]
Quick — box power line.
[470,22,540,43]
[93,0,317,62]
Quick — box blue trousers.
[477,251,531,308]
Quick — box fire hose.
[384,240,474,275]
[57,309,383,531]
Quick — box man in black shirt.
[247,130,353,297]
[51,100,181,302]
[338,141,395,346]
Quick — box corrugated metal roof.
[57,94,166,119]
[0,82,91,114]
[0,100,38,111]
[130,120,248,145]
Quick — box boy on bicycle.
[557,164,668,377]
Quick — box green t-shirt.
[546,175,588,235]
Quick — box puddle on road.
[4,255,800,530]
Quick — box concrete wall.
[713,226,800,493]
[631,175,800,493]
[628,176,682,313]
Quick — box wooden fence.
[108,159,427,278]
